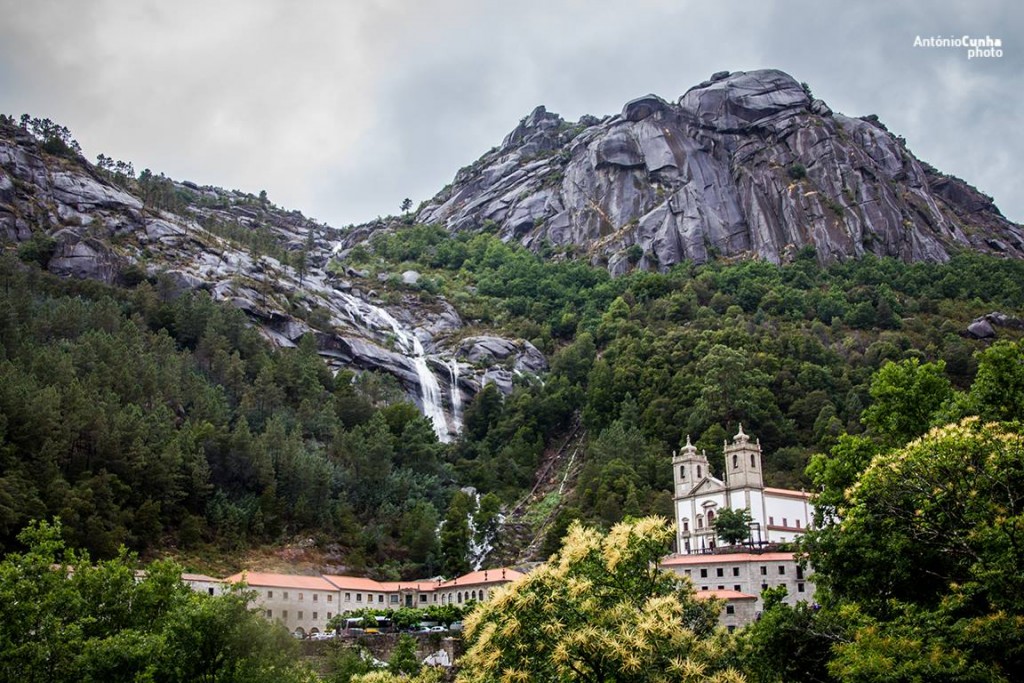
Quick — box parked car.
[428,625,446,632]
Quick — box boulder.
[622,94,670,122]
[968,318,996,339]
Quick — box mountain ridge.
[409,69,1024,274]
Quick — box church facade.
[673,426,812,553]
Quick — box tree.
[457,517,743,683]
[860,358,952,445]
[439,490,474,577]
[0,519,314,683]
[400,198,413,214]
[714,507,753,546]
[804,418,1024,680]
[388,634,421,677]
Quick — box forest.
[2,219,1024,579]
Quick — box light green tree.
[457,517,744,683]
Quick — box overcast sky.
[1,0,1019,226]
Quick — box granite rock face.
[0,118,547,440]
[416,69,1024,272]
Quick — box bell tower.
[724,424,763,491]
[673,435,710,499]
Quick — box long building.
[222,567,524,636]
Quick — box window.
[734,585,741,591]
[327,612,332,619]
[680,465,685,479]
[697,465,702,478]
[760,566,767,575]
[345,593,351,602]
[420,595,427,603]
[682,519,689,532]
[268,591,273,599]
[313,594,318,602]
[298,593,303,601]
[283,592,289,600]
[390,595,399,604]
[283,610,288,619]
[700,569,708,578]
[726,605,735,615]
[298,611,303,620]
[732,567,740,577]
[798,583,805,593]
[378,595,384,603]
[267,609,273,618]
[761,583,768,591]
[796,566,804,580]
[769,516,774,525]
[208,587,214,596]
[750,453,755,468]
[716,568,724,577]
[457,592,463,603]
[707,510,715,524]
[697,516,704,529]
[727,625,736,633]
[778,566,786,575]
[685,569,691,575]
[313,612,318,620]
[718,585,724,590]
[732,454,738,468]
[701,586,708,591]
[796,519,801,529]
[782,518,788,527]
[328,594,333,602]
[356,594,362,602]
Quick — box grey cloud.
[1,0,1020,226]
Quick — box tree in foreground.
[0,519,313,683]
[456,517,744,683]
[804,418,1024,681]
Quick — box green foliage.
[388,634,422,677]
[0,256,451,575]
[787,163,807,181]
[457,517,741,683]
[0,519,313,683]
[714,507,753,546]
[861,358,952,444]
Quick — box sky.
[1,0,1020,227]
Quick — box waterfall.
[331,291,452,442]
[448,358,463,434]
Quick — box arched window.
[697,515,704,529]
[697,465,702,478]
[707,509,716,524]
[732,454,738,468]
[679,465,685,480]
[751,453,756,468]
[457,592,462,603]
[682,518,689,532]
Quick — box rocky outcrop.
[0,118,548,441]
[415,69,1024,272]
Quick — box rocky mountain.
[414,69,1024,274]
[0,117,545,442]
[3,69,1023,438]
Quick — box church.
[673,425,812,553]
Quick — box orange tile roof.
[438,568,524,588]
[181,573,222,583]
[660,552,798,566]
[695,589,757,601]
[763,487,812,500]
[378,581,439,593]
[323,575,388,591]
[224,571,337,591]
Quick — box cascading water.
[448,358,463,434]
[330,289,452,442]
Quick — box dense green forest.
[346,225,1024,536]
[2,219,1024,575]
